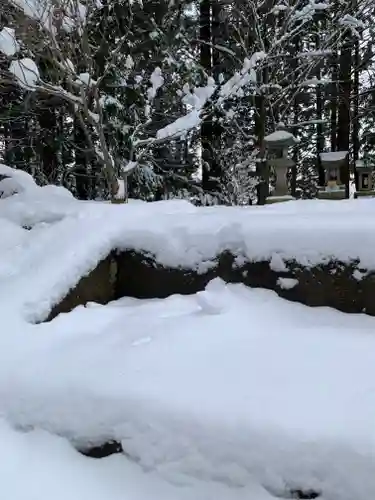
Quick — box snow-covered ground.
[1,168,375,500]
[1,419,267,500]
[2,282,375,500]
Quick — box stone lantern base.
[317,187,346,200]
[354,190,375,199]
[266,195,296,204]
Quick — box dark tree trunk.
[74,118,91,200]
[337,37,351,197]
[330,52,338,152]
[255,67,268,205]
[200,0,217,195]
[352,37,360,190]
[37,106,59,183]
[315,30,325,187]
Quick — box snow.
[0,27,20,57]
[353,269,367,281]
[0,419,260,500]
[292,1,330,23]
[1,280,375,500]
[277,277,298,289]
[298,50,332,57]
[157,110,201,139]
[339,14,365,30]
[219,52,266,101]
[156,77,216,140]
[99,95,124,109]
[148,67,164,100]
[121,161,138,174]
[2,173,375,499]
[269,253,288,272]
[9,58,40,90]
[76,72,97,87]
[320,151,348,162]
[0,163,37,197]
[3,178,375,322]
[10,0,94,34]
[10,0,54,30]
[264,130,296,143]
[182,78,216,110]
[125,54,134,69]
[114,179,125,200]
[64,58,76,73]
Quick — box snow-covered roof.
[264,130,297,148]
[320,151,348,162]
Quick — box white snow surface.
[156,109,201,139]
[320,151,348,162]
[1,281,375,500]
[0,163,37,196]
[277,277,298,289]
[0,419,262,500]
[1,177,375,499]
[148,67,164,100]
[264,130,296,143]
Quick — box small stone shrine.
[354,158,375,198]
[317,151,347,200]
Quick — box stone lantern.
[317,151,347,200]
[354,159,375,198]
[264,127,297,203]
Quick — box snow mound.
[0,419,263,500]
[0,164,37,198]
[1,283,375,500]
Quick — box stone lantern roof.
[355,159,374,171]
[320,151,348,169]
[264,130,297,150]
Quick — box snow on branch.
[339,14,365,37]
[291,0,330,24]
[0,27,20,57]
[9,58,40,90]
[156,110,201,140]
[9,0,102,34]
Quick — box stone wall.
[115,251,375,316]
[45,249,375,322]
[46,254,117,321]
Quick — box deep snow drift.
[1,282,375,500]
[1,170,375,500]
[1,419,271,500]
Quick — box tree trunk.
[200,0,215,195]
[330,52,338,152]
[315,30,325,187]
[255,67,268,205]
[352,37,360,191]
[74,118,91,200]
[337,37,351,197]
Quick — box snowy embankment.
[1,169,375,499]
[2,176,375,322]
